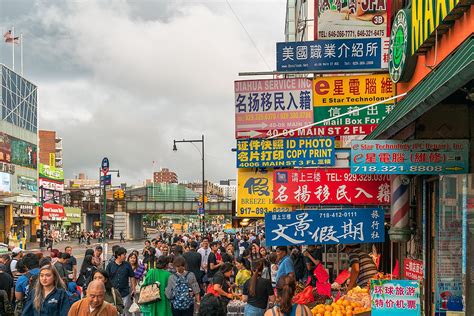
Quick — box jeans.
[122,294,132,316]
[244,304,266,316]
[172,305,194,316]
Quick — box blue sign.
[100,175,111,186]
[198,207,204,215]
[236,137,335,168]
[264,208,385,247]
[101,157,110,174]
[351,139,469,175]
[371,280,421,316]
[276,38,388,73]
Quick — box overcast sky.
[0,0,285,186]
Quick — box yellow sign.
[313,74,394,106]
[49,153,56,167]
[237,169,291,218]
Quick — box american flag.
[3,30,19,44]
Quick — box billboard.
[276,38,389,73]
[39,164,64,182]
[237,169,291,218]
[42,203,66,221]
[39,178,64,192]
[315,0,390,40]
[17,176,37,193]
[11,138,37,169]
[236,125,378,139]
[351,139,470,174]
[265,208,385,246]
[0,172,11,193]
[236,137,335,168]
[235,79,313,138]
[273,168,390,205]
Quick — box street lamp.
[173,135,205,235]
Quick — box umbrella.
[224,228,236,234]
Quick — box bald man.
[68,280,118,315]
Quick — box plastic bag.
[129,301,140,313]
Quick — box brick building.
[38,130,63,168]
[153,168,178,183]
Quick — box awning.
[367,37,474,140]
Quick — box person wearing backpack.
[14,253,40,315]
[165,256,200,316]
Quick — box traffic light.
[114,189,125,200]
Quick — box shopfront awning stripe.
[366,37,474,140]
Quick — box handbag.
[137,281,161,305]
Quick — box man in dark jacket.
[183,241,203,286]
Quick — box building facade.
[153,168,178,183]
[0,64,38,244]
[38,130,62,168]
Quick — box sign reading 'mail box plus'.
[273,168,390,205]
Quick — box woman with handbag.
[139,255,172,316]
[91,269,125,314]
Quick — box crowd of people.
[0,231,378,316]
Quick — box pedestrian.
[165,256,200,316]
[22,264,71,316]
[342,244,378,290]
[92,246,103,268]
[10,247,23,281]
[120,231,125,243]
[290,247,306,283]
[0,254,12,277]
[235,257,251,290]
[64,246,78,282]
[105,247,136,314]
[91,269,124,314]
[67,280,119,316]
[275,246,295,284]
[0,264,14,302]
[211,262,235,311]
[140,255,172,316]
[242,259,275,316]
[14,253,40,314]
[197,238,210,280]
[207,242,223,283]
[54,252,71,284]
[263,275,312,316]
[143,247,158,270]
[76,255,97,291]
[128,253,146,282]
[182,241,202,288]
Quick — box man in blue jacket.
[106,247,136,313]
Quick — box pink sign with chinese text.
[273,168,391,205]
[403,258,424,281]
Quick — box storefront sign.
[49,153,56,167]
[273,168,391,205]
[313,74,394,106]
[39,164,64,181]
[237,169,291,218]
[0,162,15,174]
[371,280,421,315]
[235,79,313,138]
[403,258,423,281]
[14,204,36,218]
[315,0,390,40]
[42,203,66,221]
[351,139,469,174]
[17,176,37,193]
[276,38,389,72]
[65,207,82,224]
[314,102,392,126]
[236,137,335,168]
[265,208,385,246]
[0,172,11,193]
[39,178,64,192]
[240,125,378,139]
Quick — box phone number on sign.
[353,165,443,173]
[319,211,358,219]
[239,207,290,215]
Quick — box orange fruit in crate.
[324,311,331,316]
[325,305,333,312]
[318,307,326,314]
[346,312,353,316]
[343,300,350,307]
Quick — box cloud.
[1,0,285,185]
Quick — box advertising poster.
[237,169,291,218]
[237,137,335,168]
[0,133,11,163]
[38,164,64,181]
[265,208,385,246]
[235,79,313,138]
[17,176,37,193]
[371,280,421,315]
[11,138,37,169]
[315,0,390,40]
[276,38,389,72]
[0,172,11,193]
[42,203,66,221]
[273,168,390,205]
[351,139,470,174]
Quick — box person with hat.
[10,247,23,281]
[342,244,378,290]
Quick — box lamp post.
[99,166,120,247]
[173,135,205,235]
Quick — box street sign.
[237,125,378,139]
[101,157,110,175]
[100,175,111,186]
[198,207,204,215]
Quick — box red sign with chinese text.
[273,168,391,205]
[403,258,424,281]
[42,203,66,221]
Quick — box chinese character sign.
[235,79,313,138]
[371,280,421,316]
[237,169,291,218]
[264,208,385,246]
[315,0,390,40]
[276,38,389,72]
[273,168,390,205]
[403,258,423,281]
[236,137,335,168]
[351,140,470,174]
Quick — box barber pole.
[389,175,411,242]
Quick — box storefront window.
[437,174,473,314]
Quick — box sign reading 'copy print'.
[234,79,313,138]
[371,280,421,316]
[351,139,470,174]
[236,137,335,168]
[265,208,385,247]
[237,169,291,218]
[276,38,389,73]
[273,168,391,205]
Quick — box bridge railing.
[126,200,232,214]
